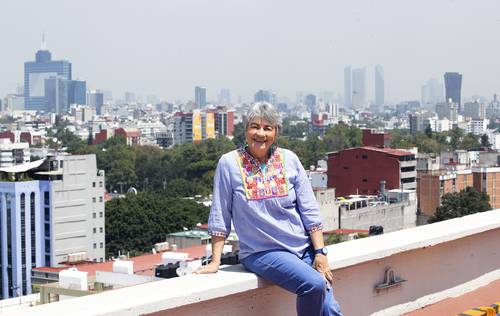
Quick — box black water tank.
[369,225,384,236]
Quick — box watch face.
[321,248,328,255]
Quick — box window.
[93,212,96,219]
[93,243,97,249]
[92,197,96,203]
[99,212,103,218]
[99,181,103,188]
[100,227,103,233]
[401,166,415,172]
[92,182,96,188]
[362,155,368,159]
[100,242,103,248]
[93,228,97,234]
[100,258,103,262]
[362,178,368,182]
[44,207,50,222]
[44,192,50,205]
[343,166,349,170]
[99,196,103,202]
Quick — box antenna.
[41,32,47,50]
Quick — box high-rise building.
[218,89,231,105]
[351,67,367,109]
[195,86,207,108]
[304,94,317,112]
[44,77,86,113]
[343,66,352,109]
[24,40,72,111]
[444,72,463,110]
[463,101,485,120]
[436,101,458,121]
[173,108,234,145]
[0,155,105,299]
[374,65,384,108]
[87,90,104,115]
[254,90,276,105]
[421,78,445,109]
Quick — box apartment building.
[0,154,105,299]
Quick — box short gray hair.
[245,102,282,131]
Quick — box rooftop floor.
[404,279,500,316]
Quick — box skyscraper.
[24,38,72,111]
[344,66,352,109]
[352,67,367,109]
[87,90,104,115]
[444,72,463,110]
[254,89,276,105]
[304,94,317,112]
[421,78,445,109]
[44,77,86,113]
[195,86,207,108]
[218,89,231,105]
[374,65,385,108]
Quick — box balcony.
[9,209,500,316]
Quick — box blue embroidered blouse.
[208,147,323,260]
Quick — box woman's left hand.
[313,254,333,284]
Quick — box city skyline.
[1,0,500,103]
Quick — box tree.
[323,123,362,152]
[429,187,491,223]
[424,124,433,138]
[449,127,464,150]
[105,192,210,257]
[480,134,491,148]
[459,133,480,150]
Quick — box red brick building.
[417,170,473,218]
[472,167,500,209]
[362,129,391,147]
[327,146,416,197]
[115,128,141,146]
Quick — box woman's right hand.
[193,262,220,274]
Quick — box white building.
[0,139,30,168]
[0,154,105,299]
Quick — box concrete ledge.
[10,209,500,316]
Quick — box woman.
[195,102,342,316]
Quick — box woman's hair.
[245,102,282,132]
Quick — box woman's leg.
[301,249,343,316]
[241,250,342,316]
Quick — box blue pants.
[241,248,343,316]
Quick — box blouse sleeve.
[208,154,233,238]
[291,152,324,233]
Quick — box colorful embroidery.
[236,147,289,200]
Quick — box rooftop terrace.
[7,209,500,316]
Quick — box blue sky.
[1,0,499,103]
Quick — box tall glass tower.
[444,72,462,110]
[24,39,72,111]
[374,65,385,108]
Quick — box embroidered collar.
[236,146,288,200]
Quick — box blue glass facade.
[0,181,50,299]
[24,49,72,111]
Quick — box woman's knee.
[297,274,326,296]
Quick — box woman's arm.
[310,230,333,283]
[194,236,225,274]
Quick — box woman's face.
[245,117,277,162]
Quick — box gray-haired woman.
[195,102,343,316]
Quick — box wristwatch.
[314,247,328,256]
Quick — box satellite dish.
[127,187,138,195]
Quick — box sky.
[1,0,500,104]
